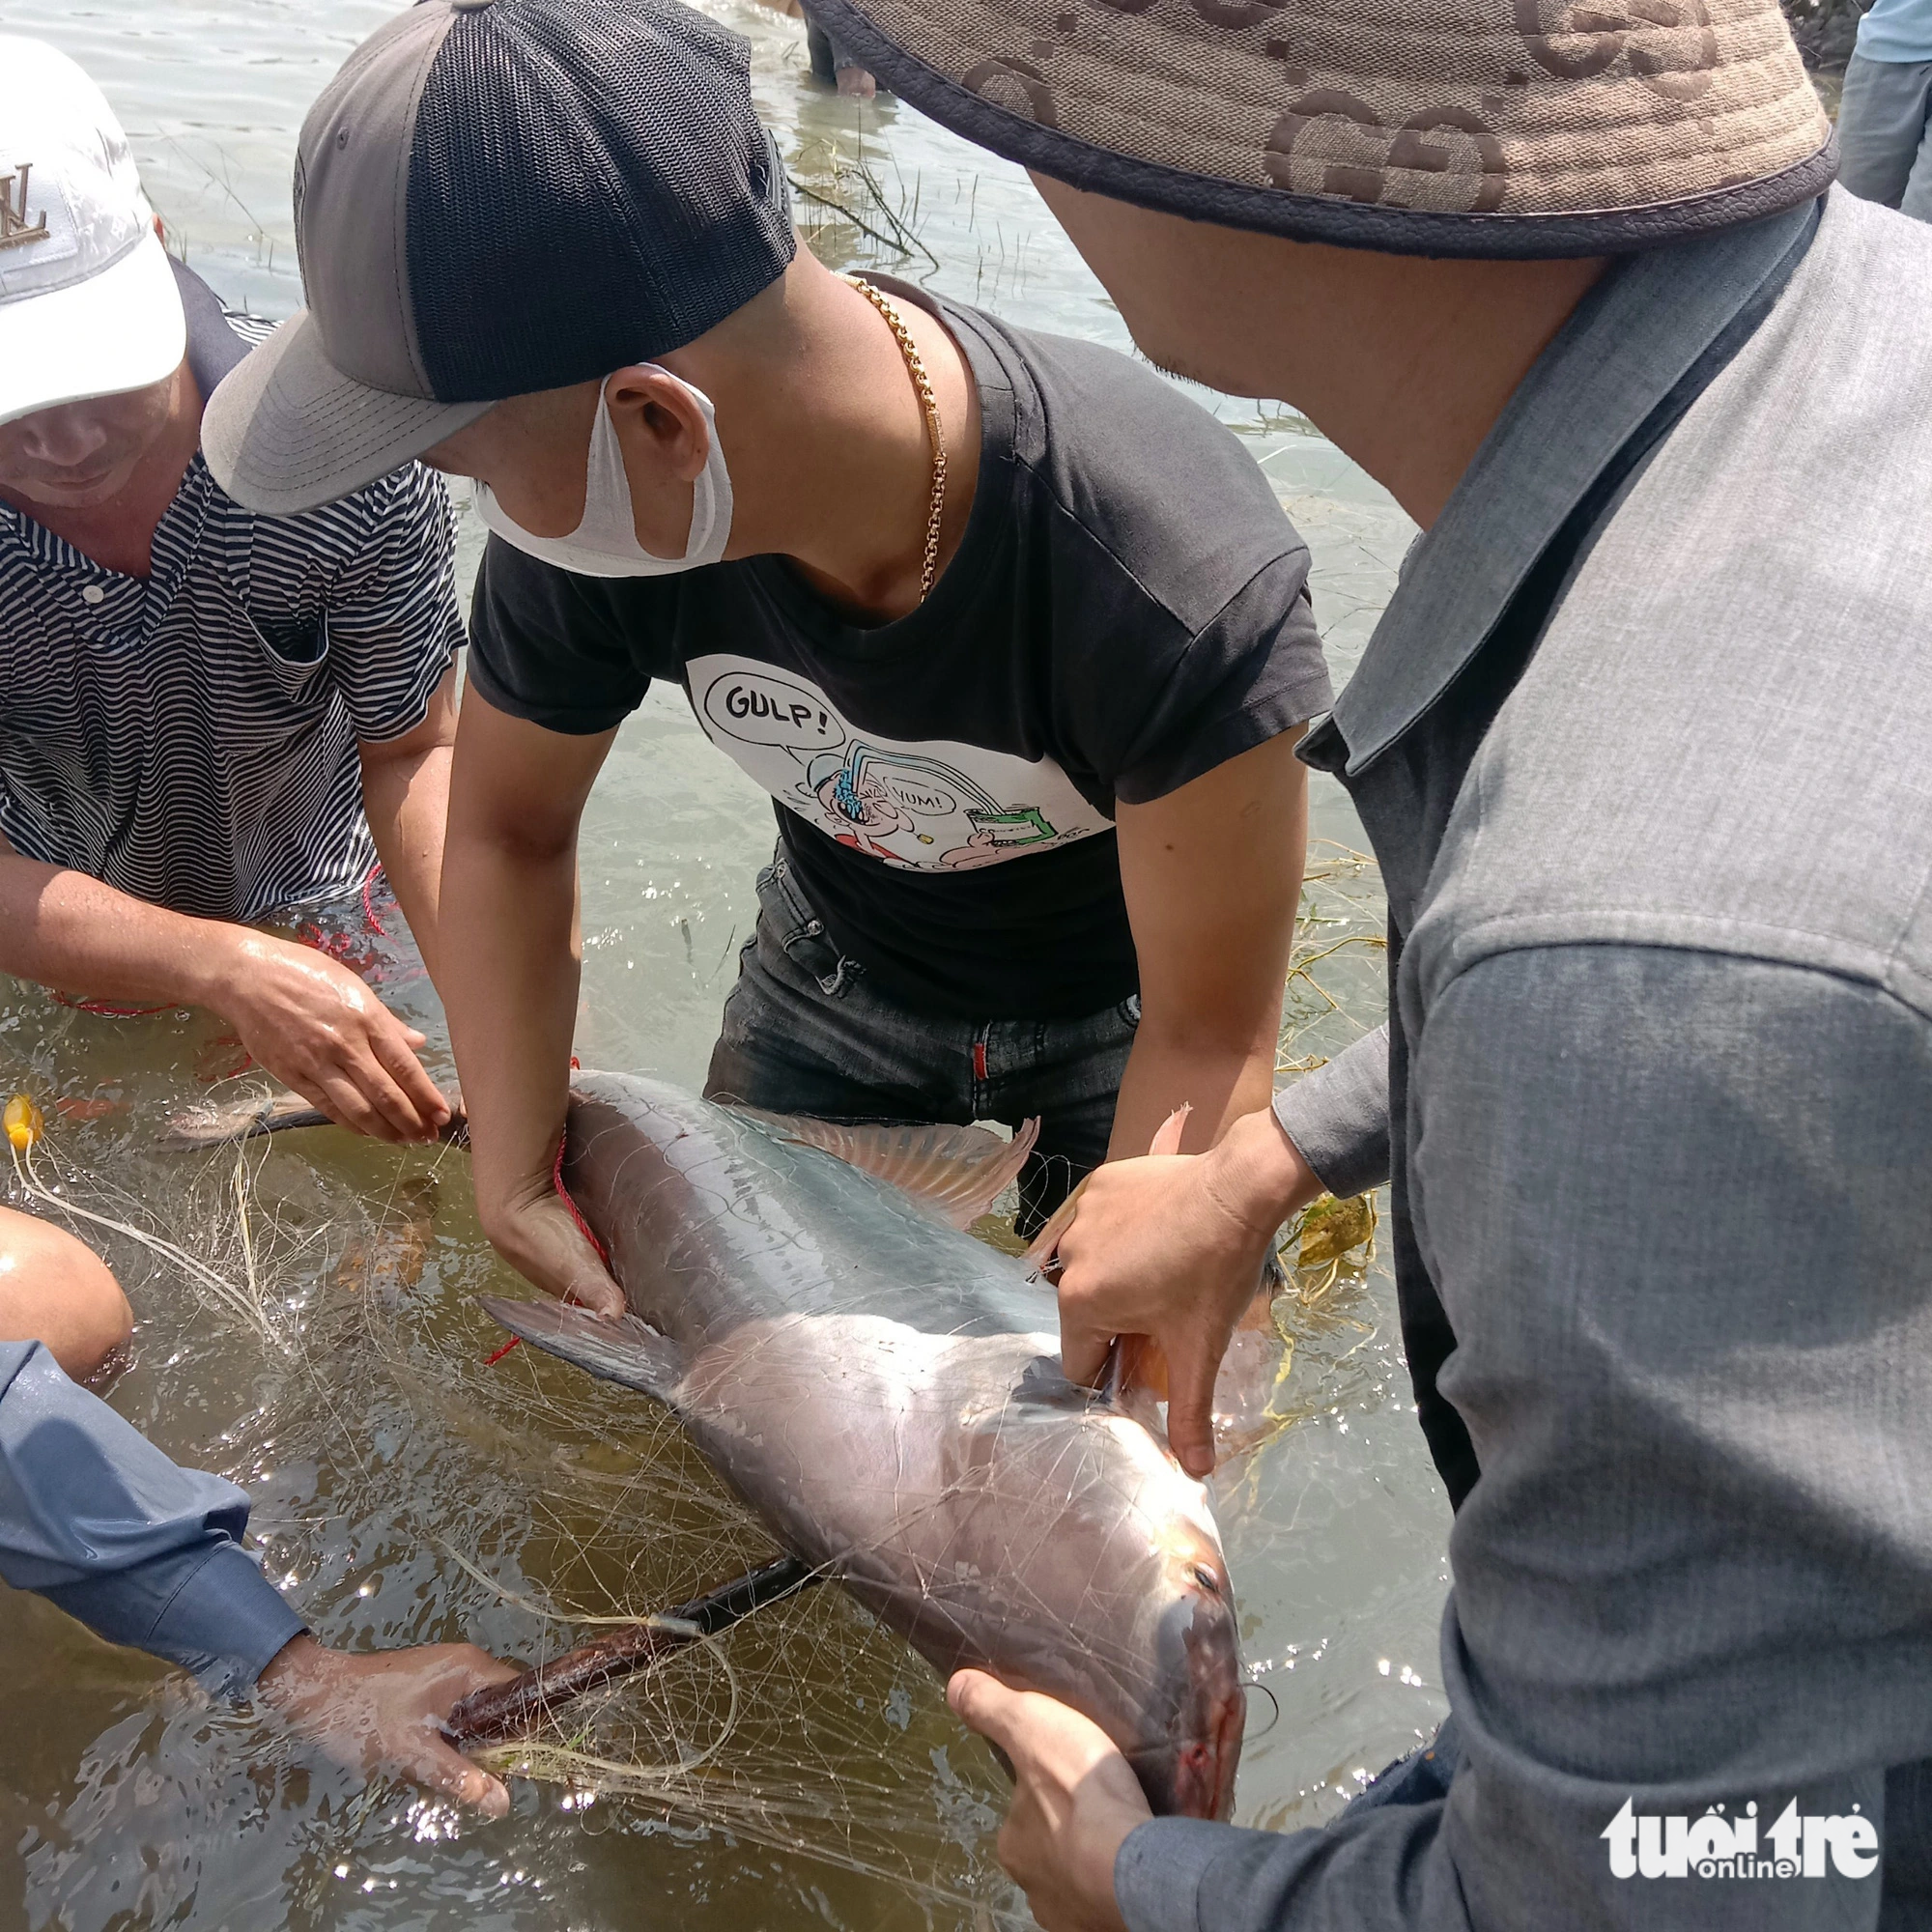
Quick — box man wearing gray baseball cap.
[796,0,1932,1924]
[207,0,1341,1320]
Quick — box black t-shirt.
[466,280,1332,1020]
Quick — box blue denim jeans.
[703,852,1140,1236]
[1341,1715,1463,1820]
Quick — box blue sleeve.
[0,1343,304,1692]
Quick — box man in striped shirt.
[0,39,459,1169]
[0,43,517,1815]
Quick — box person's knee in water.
[0,1207,131,1380]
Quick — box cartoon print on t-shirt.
[805,750,914,859]
[806,745,1061,867]
[689,653,1110,871]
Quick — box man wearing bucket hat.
[800,0,1932,1922]
[0,36,460,1157]
[202,0,1337,1310]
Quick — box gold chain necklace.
[846,275,948,604]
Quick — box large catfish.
[482,1072,1245,1819]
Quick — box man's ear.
[604,365,709,484]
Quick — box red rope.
[361,863,387,938]
[195,1035,256,1083]
[54,993,175,1018]
[553,1130,611,1266]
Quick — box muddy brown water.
[0,5,1446,1923]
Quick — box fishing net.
[0,838,1392,1926]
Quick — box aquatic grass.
[1278,839,1388,1078]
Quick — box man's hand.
[949,1669,1150,1932]
[0,848,446,1143]
[1051,1105,1321,1477]
[209,933,452,1143]
[478,1182,626,1320]
[256,1633,519,1816]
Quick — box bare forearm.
[0,842,449,1143]
[0,851,245,1010]
[437,696,618,1304]
[361,744,453,986]
[1112,734,1309,1162]
[1106,1025,1279,1160]
[438,824,580,1206]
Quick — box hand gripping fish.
[173,1072,1246,1818]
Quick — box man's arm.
[438,687,624,1315]
[0,1338,306,1683]
[965,945,1929,1932]
[1110,731,1306,1159]
[0,1340,515,1810]
[0,838,447,1142]
[358,665,459,986]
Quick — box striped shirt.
[0,262,463,923]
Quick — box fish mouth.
[1133,1545,1244,1820]
[1176,1553,1245,1820]
[1169,1664,1244,1820]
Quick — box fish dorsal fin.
[478,1296,688,1406]
[729,1110,1039,1230]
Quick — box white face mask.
[470,368,733,579]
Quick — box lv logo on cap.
[0,165,50,251]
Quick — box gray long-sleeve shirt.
[0,1342,302,1689]
[1119,186,1932,1926]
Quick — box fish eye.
[1190,1564,1222,1595]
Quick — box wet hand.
[478,1185,626,1320]
[949,1669,1146,1932]
[1050,1106,1320,1478]
[211,933,452,1143]
[256,1634,519,1816]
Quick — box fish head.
[932,1362,1245,1820]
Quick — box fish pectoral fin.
[166,1087,469,1150]
[727,1110,1040,1230]
[477,1296,688,1405]
[166,1088,331,1147]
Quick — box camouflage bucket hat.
[807,0,1835,254]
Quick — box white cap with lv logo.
[0,37,185,429]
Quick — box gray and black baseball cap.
[204,0,794,514]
